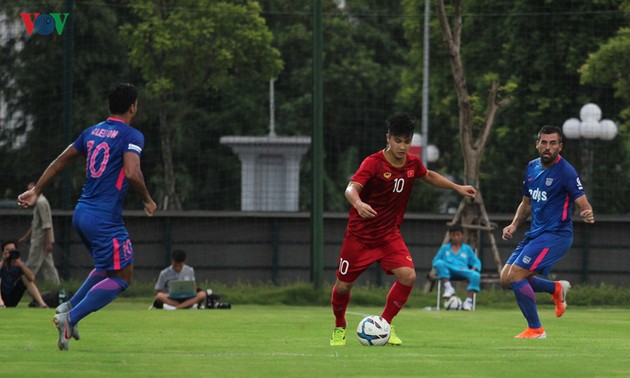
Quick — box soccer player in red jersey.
[330,113,477,346]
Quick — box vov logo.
[20,13,70,36]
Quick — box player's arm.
[15,258,35,282]
[574,195,595,223]
[17,145,81,208]
[345,181,376,218]
[420,170,477,198]
[123,152,157,217]
[502,196,531,240]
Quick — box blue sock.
[69,269,107,308]
[511,279,541,329]
[68,277,128,326]
[527,276,556,294]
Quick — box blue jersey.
[72,117,144,221]
[521,155,585,238]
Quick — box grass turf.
[1,300,629,377]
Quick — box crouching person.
[153,249,206,310]
[1,240,49,308]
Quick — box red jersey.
[345,150,427,245]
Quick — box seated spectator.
[153,249,206,310]
[0,240,49,308]
[432,224,482,311]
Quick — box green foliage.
[120,0,282,97]
[265,0,412,211]
[118,0,283,209]
[398,0,629,213]
[0,0,139,207]
[580,27,630,163]
[1,1,629,214]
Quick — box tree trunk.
[436,0,511,273]
[158,99,182,211]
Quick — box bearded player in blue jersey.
[17,83,157,350]
[501,125,594,339]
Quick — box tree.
[399,0,627,216]
[432,0,514,272]
[0,0,140,206]
[579,4,630,213]
[120,0,282,210]
[262,0,411,211]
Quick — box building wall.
[1,210,628,288]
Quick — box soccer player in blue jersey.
[17,83,157,350]
[501,125,594,339]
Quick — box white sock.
[443,281,454,291]
[163,303,177,310]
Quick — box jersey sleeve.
[563,164,586,201]
[71,130,86,154]
[415,159,428,179]
[125,129,144,156]
[350,156,376,186]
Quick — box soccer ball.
[356,315,391,346]
[444,296,462,311]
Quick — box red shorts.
[335,235,414,283]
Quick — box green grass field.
[1,299,629,377]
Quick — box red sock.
[331,286,350,328]
[381,281,413,324]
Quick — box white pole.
[421,0,430,164]
[269,78,276,137]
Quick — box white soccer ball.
[356,315,391,346]
[444,296,462,311]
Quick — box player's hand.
[144,200,158,217]
[354,200,377,218]
[17,189,38,208]
[580,209,595,223]
[502,224,517,240]
[458,185,477,199]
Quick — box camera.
[7,249,20,261]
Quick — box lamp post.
[562,103,618,199]
[562,103,618,283]
[411,133,440,164]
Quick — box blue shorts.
[73,209,134,271]
[505,230,572,277]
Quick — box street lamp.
[411,133,440,164]
[562,103,618,284]
[562,103,618,199]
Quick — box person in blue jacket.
[432,224,481,311]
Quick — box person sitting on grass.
[153,249,207,310]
